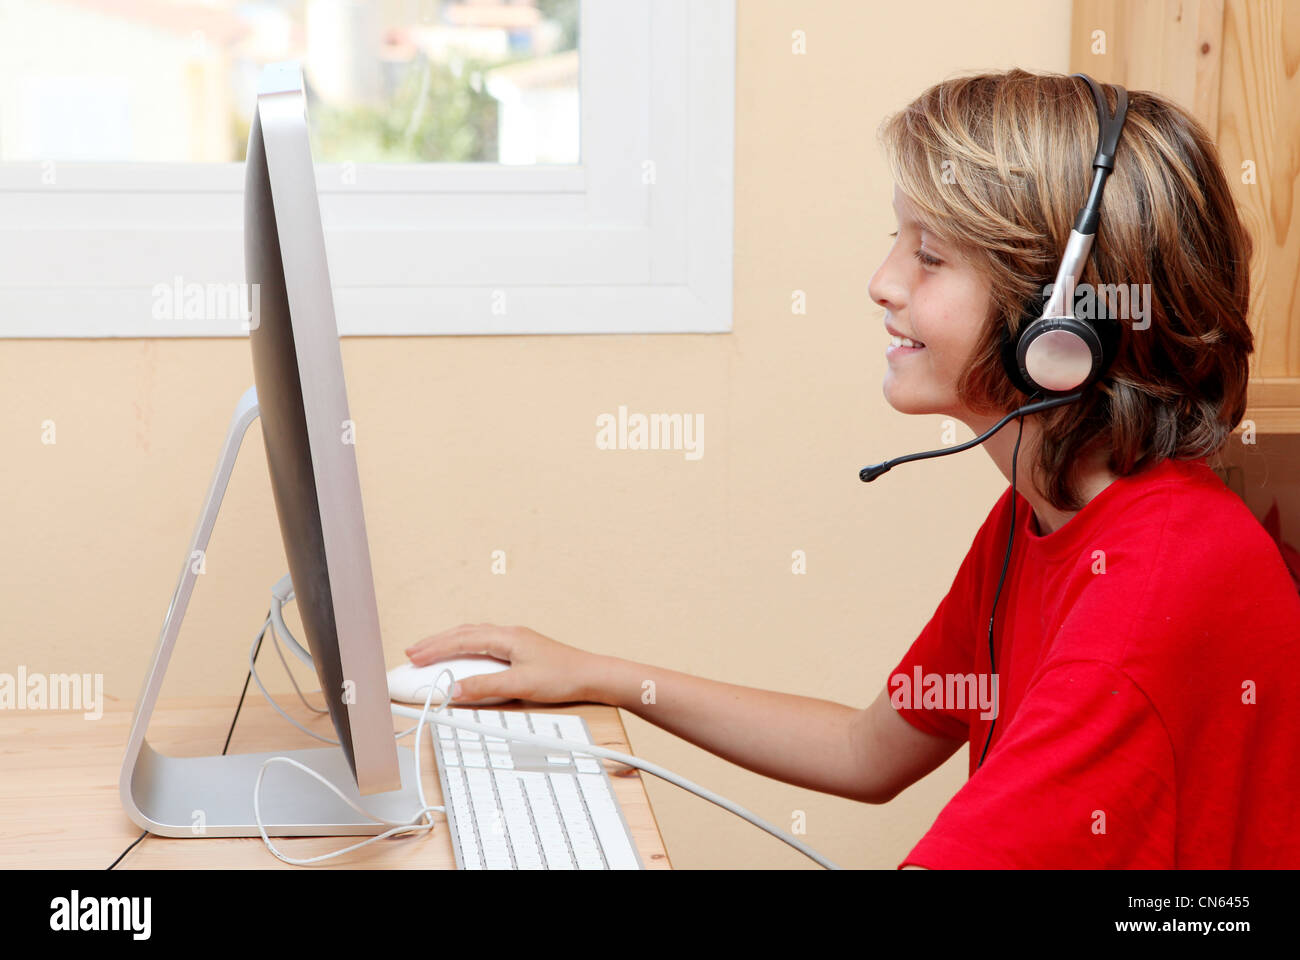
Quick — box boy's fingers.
[406,624,514,665]
[453,672,514,704]
[405,623,478,655]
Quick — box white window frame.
[0,0,734,337]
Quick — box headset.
[861,73,1130,768]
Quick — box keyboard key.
[554,715,591,744]
[477,711,507,742]
[579,774,640,869]
[575,846,605,870]
[452,708,480,741]
[551,778,598,851]
[531,715,560,738]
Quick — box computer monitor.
[243,62,400,796]
[120,62,417,838]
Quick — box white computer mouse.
[387,655,512,706]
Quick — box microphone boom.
[859,391,1082,482]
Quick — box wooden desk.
[0,695,671,869]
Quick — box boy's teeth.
[890,335,924,348]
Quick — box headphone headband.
[1073,72,1129,172]
[1000,72,1130,396]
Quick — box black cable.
[105,830,146,870]
[107,606,272,869]
[222,612,272,755]
[977,402,1031,769]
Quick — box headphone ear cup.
[1019,316,1105,392]
[1000,315,1040,396]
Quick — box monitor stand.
[119,386,423,838]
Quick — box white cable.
[253,759,439,866]
[392,705,842,870]
[248,621,340,745]
[269,575,313,668]
[267,614,327,714]
[267,578,414,730]
[253,673,452,866]
[252,607,428,742]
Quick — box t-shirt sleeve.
[887,491,1009,742]
[899,660,1177,868]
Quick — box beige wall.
[0,0,1073,868]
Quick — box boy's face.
[869,187,992,422]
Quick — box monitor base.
[120,386,423,839]
[128,741,424,838]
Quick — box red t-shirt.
[890,455,1300,868]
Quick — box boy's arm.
[594,656,963,804]
[409,625,963,805]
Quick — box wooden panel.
[1245,379,1300,434]
[1218,0,1300,384]
[1073,0,1300,433]
[1069,0,1225,131]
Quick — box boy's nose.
[868,262,904,313]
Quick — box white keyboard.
[431,708,643,870]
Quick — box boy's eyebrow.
[892,196,954,243]
[891,198,929,232]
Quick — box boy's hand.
[405,624,610,705]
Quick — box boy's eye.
[913,248,943,268]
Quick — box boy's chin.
[882,384,950,418]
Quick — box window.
[1,0,581,164]
[0,0,735,336]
